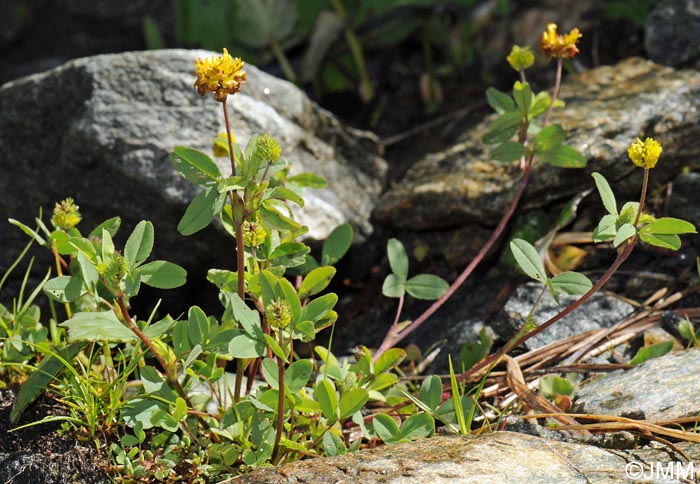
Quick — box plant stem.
[117,293,210,433]
[271,331,286,463]
[374,161,534,361]
[543,57,563,127]
[222,101,236,177]
[456,237,638,383]
[634,169,649,226]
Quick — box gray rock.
[494,283,634,350]
[230,431,700,483]
[645,0,700,67]
[376,58,700,231]
[573,348,700,420]
[0,49,386,278]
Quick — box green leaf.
[322,223,353,266]
[374,348,406,375]
[188,306,210,346]
[534,124,566,152]
[538,144,586,168]
[173,397,188,422]
[286,173,327,188]
[419,375,443,411]
[259,200,301,231]
[641,217,697,235]
[270,186,304,207]
[170,146,222,186]
[136,260,187,289]
[513,81,532,116]
[9,218,47,245]
[483,110,521,144]
[399,413,434,441]
[261,357,279,390]
[485,87,515,114]
[387,238,409,281]
[43,276,85,303]
[405,274,449,300]
[285,359,313,393]
[124,221,154,269]
[299,266,336,299]
[382,273,405,298]
[60,310,135,342]
[178,186,226,236]
[372,413,400,444]
[224,292,261,335]
[339,389,369,419]
[613,223,636,247]
[322,432,347,457]
[264,333,287,361]
[510,238,547,283]
[593,214,618,242]
[630,341,674,365]
[300,293,338,323]
[591,172,618,216]
[491,141,528,162]
[315,379,338,421]
[77,251,100,288]
[269,242,310,268]
[550,272,592,296]
[640,232,681,250]
[539,375,576,398]
[448,355,468,434]
[89,216,121,239]
[10,343,82,423]
[228,333,266,358]
[528,92,551,118]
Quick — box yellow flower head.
[627,137,662,169]
[507,45,535,72]
[194,48,247,102]
[541,23,582,60]
[51,197,81,230]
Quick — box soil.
[0,387,111,483]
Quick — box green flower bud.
[507,45,535,72]
[242,219,267,247]
[256,133,281,162]
[103,253,128,293]
[51,198,81,230]
[266,299,292,329]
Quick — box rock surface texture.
[0,49,386,275]
[645,0,700,67]
[230,431,700,483]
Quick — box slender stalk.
[117,293,211,433]
[269,38,298,84]
[374,161,534,360]
[634,169,649,226]
[222,101,236,177]
[543,57,563,127]
[271,331,286,463]
[52,245,72,319]
[456,237,638,383]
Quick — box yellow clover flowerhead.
[541,23,582,60]
[51,197,81,230]
[507,45,535,72]
[194,48,247,102]
[627,137,662,169]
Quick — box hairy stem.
[222,101,236,177]
[543,57,563,127]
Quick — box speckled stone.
[228,430,700,483]
[573,348,700,420]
